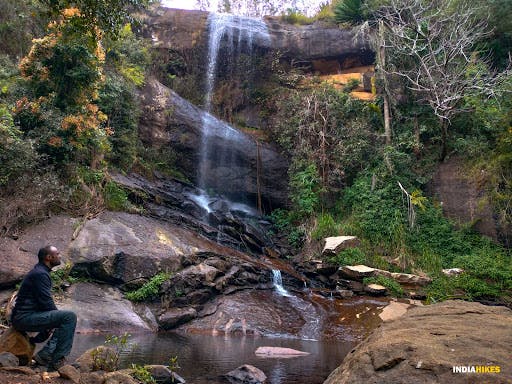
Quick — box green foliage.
[0,106,38,186]
[281,9,314,25]
[311,213,340,240]
[343,78,360,93]
[168,355,180,372]
[334,0,366,25]
[363,275,404,297]
[329,247,367,266]
[91,332,131,372]
[313,2,335,22]
[125,272,172,302]
[131,364,156,384]
[103,181,128,211]
[39,0,152,38]
[290,163,321,218]
[51,262,80,292]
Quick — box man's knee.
[58,310,77,324]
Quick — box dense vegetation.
[268,0,512,304]
[0,0,159,233]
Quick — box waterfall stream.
[272,269,292,297]
[198,13,271,197]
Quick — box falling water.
[198,13,271,194]
[272,269,292,297]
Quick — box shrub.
[343,78,360,93]
[311,212,339,240]
[103,181,128,211]
[281,9,314,25]
[131,364,156,384]
[329,247,366,266]
[91,333,132,372]
[125,272,172,302]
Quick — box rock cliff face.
[139,7,373,66]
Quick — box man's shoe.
[33,353,50,367]
[47,357,66,372]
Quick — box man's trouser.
[13,310,77,364]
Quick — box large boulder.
[57,283,154,333]
[324,301,512,384]
[138,77,289,210]
[0,328,34,366]
[69,212,188,284]
[158,307,198,329]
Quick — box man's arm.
[34,273,58,311]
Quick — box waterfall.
[198,13,271,196]
[272,270,291,297]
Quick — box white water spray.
[272,270,291,297]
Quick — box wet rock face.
[138,77,289,210]
[324,301,512,384]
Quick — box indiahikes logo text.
[453,366,501,374]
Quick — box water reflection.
[70,332,355,384]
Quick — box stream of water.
[70,332,355,384]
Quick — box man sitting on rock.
[11,245,77,371]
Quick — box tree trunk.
[413,115,421,158]
[440,118,448,161]
[378,21,392,145]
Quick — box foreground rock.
[324,301,512,384]
[225,364,266,384]
[0,328,34,366]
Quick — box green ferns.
[125,272,172,302]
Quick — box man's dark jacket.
[12,262,57,323]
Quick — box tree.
[38,0,152,37]
[375,0,511,159]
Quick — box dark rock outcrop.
[324,300,512,384]
[430,156,503,243]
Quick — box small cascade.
[272,270,292,297]
[198,13,271,196]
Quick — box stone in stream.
[255,346,310,357]
[225,364,267,384]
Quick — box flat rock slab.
[255,346,310,357]
[324,300,512,384]
[322,236,360,256]
[340,265,375,279]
